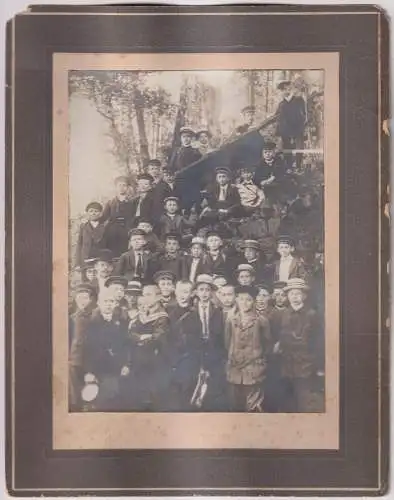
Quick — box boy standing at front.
[225,285,271,412]
[75,202,106,268]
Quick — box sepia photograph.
[53,52,339,450]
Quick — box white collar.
[291,304,304,312]
[280,255,293,261]
[90,220,99,228]
[101,313,113,321]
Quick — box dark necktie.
[135,252,143,277]
[201,305,209,339]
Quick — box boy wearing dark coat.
[275,80,307,170]
[182,274,227,412]
[254,141,287,206]
[158,197,197,240]
[76,288,130,411]
[75,202,106,267]
[272,235,306,283]
[168,127,202,173]
[274,278,324,413]
[205,231,231,278]
[153,233,186,281]
[225,285,271,412]
[184,236,210,283]
[101,176,134,257]
[129,173,156,227]
[238,239,267,284]
[128,284,171,411]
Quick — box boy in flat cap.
[238,239,267,284]
[146,159,173,220]
[273,235,306,283]
[200,166,241,224]
[115,229,153,282]
[225,285,271,412]
[101,176,134,258]
[184,236,210,283]
[75,202,106,268]
[196,128,213,155]
[254,140,287,207]
[153,270,177,309]
[129,173,156,227]
[235,105,256,136]
[275,278,324,412]
[153,232,186,281]
[158,196,197,240]
[104,276,129,319]
[182,274,227,411]
[168,127,202,173]
[128,284,170,410]
[137,219,162,254]
[90,249,114,296]
[275,80,307,170]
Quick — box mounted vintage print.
[6,4,389,496]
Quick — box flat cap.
[85,201,103,212]
[153,270,176,283]
[104,276,128,288]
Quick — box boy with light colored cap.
[184,236,210,283]
[274,278,324,413]
[225,285,271,412]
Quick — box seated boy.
[273,235,306,282]
[115,228,152,282]
[153,270,177,309]
[235,165,264,212]
[158,196,196,240]
[137,219,162,254]
[225,285,271,412]
[75,202,106,267]
[154,233,186,281]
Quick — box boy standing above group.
[75,202,106,267]
[169,127,202,173]
[101,176,134,257]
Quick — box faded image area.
[67,69,325,414]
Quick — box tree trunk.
[133,88,150,167]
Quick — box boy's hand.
[273,342,281,354]
[84,372,97,383]
[120,366,130,377]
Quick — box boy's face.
[129,235,146,251]
[181,133,192,146]
[191,244,203,259]
[165,200,178,214]
[281,85,292,98]
[138,222,152,234]
[75,291,91,311]
[125,294,138,309]
[165,239,179,254]
[273,288,287,307]
[85,267,95,281]
[137,296,148,313]
[147,165,161,180]
[216,173,229,186]
[195,283,211,303]
[199,133,209,146]
[87,208,102,221]
[256,289,271,310]
[158,278,175,298]
[175,283,193,306]
[240,170,253,182]
[244,247,257,261]
[288,289,305,308]
[277,242,293,258]
[116,181,128,195]
[137,179,152,194]
[218,285,235,309]
[98,295,116,315]
[109,284,125,302]
[243,110,255,126]
[95,260,112,278]
[236,293,254,313]
[263,149,275,162]
[163,172,175,184]
[142,285,160,308]
[237,270,254,286]
[207,235,222,251]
